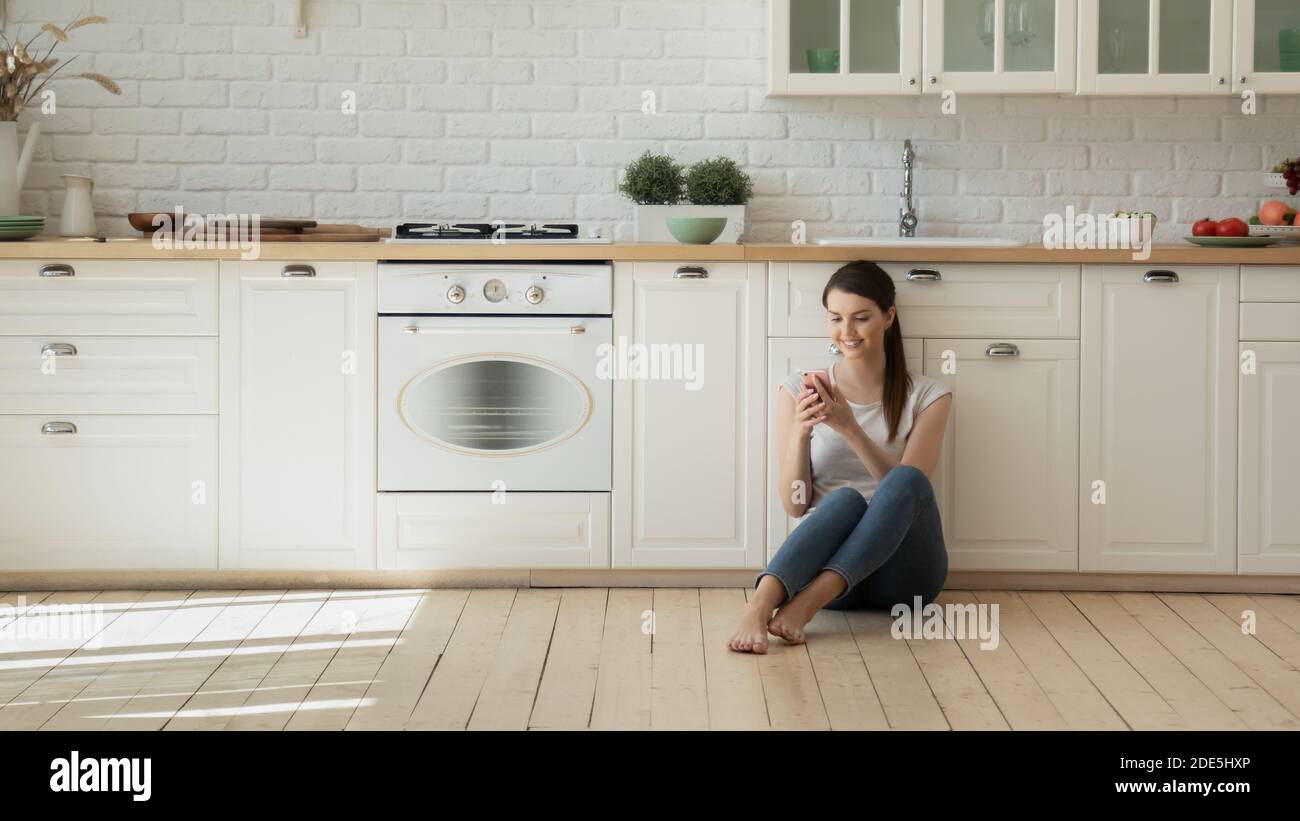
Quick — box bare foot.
[727,604,772,654]
[768,604,813,644]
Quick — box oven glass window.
[400,357,591,453]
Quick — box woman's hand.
[810,375,861,438]
[792,384,826,437]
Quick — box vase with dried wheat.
[0,16,121,216]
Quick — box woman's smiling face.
[825,288,894,359]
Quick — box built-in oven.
[377,262,613,493]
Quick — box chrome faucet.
[899,139,918,238]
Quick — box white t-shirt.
[779,365,951,507]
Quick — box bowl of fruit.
[1186,216,1283,247]
[1268,158,1299,194]
[1246,199,1300,239]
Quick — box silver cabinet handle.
[1143,270,1179,283]
[673,266,708,279]
[281,264,316,278]
[907,269,941,282]
[40,264,75,278]
[41,421,77,435]
[41,343,78,357]
[985,343,1020,357]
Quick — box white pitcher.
[59,175,96,237]
[0,121,41,217]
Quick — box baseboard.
[1,568,1296,593]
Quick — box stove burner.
[394,222,582,241]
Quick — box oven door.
[379,316,612,491]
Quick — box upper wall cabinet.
[1234,0,1300,93]
[769,0,923,94]
[923,0,1078,93]
[1079,0,1233,94]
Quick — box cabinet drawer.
[378,492,609,569]
[1241,303,1300,341]
[769,262,1080,337]
[1241,266,1300,302]
[0,260,218,335]
[0,336,217,414]
[0,415,217,569]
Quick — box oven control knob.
[446,285,465,304]
[525,285,544,305]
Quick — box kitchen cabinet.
[0,259,217,336]
[766,337,922,558]
[1238,342,1300,574]
[0,415,217,569]
[925,338,1079,571]
[924,0,1078,93]
[1079,266,1238,573]
[769,262,1080,338]
[1079,0,1233,94]
[1235,0,1300,93]
[219,261,376,570]
[769,0,923,95]
[613,262,766,568]
[1238,267,1300,574]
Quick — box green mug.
[806,48,840,73]
[1281,29,1300,72]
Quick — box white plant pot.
[635,204,745,244]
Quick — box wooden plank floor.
[1,588,1298,731]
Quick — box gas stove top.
[386,222,612,244]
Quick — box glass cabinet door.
[1235,0,1300,93]
[1080,0,1232,94]
[924,0,1077,93]
[770,0,921,94]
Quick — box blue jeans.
[757,465,949,610]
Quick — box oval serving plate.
[1184,235,1283,247]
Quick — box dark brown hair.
[822,261,912,441]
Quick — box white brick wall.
[5,0,1281,241]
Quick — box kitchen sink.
[815,237,1026,247]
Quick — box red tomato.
[1215,218,1249,237]
[1192,218,1219,237]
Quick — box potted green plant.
[620,152,752,244]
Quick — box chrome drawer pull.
[673,266,708,279]
[281,264,316,278]
[41,421,77,435]
[41,343,78,357]
[39,264,75,278]
[907,269,941,282]
[1143,270,1178,283]
[985,343,1020,357]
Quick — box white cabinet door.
[1080,266,1238,573]
[766,337,922,559]
[1234,0,1300,93]
[1239,342,1300,573]
[770,0,923,94]
[925,339,1079,571]
[613,262,765,568]
[0,415,217,569]
[1079,0,1232,94]
[219,261,376,569]
[923,0,1078,93]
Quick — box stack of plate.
[0,216,45,241]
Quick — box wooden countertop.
[1,237,1299,265]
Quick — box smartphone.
[800,369,829,391]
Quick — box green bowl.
[806,48,840,73]
[666,217,728,245]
